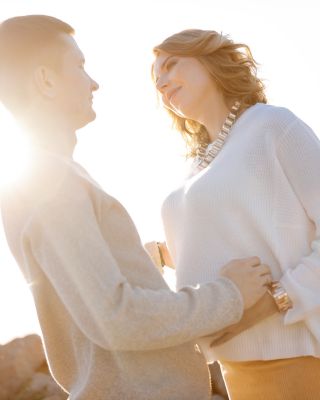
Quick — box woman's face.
[153,50,220,120]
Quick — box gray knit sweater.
[1,150,243,399]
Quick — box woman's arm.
[276,117,320,338]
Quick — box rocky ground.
[0,334,229,400]
[0,334,67,400]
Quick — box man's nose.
[91,78,99,91]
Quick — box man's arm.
[23,174,244,352]
[209,293,278,346]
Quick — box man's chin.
[89,109,97,122]
[77,110,97,130]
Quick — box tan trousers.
[220,356,320,400]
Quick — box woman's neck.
[197,96,230,143]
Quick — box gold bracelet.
[268,281,293,312]
[156,242,165,267]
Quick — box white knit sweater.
[162,103,320,362]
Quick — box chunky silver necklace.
[194,101,241,171]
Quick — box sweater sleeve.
[276,117,320,333]
[23,175,243,351]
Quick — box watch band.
[268,281,293,312]
[156,242,165,267]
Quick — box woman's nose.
[156,76,168,93]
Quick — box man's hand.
[220,257,272,309]
[209,292,278,346]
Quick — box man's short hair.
[0,15,74,115]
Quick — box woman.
[151,29,320,399]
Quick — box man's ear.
[33,65,57,98]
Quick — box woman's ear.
[33,65,57,98]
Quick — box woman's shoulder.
[245,103,301,135]
[249,103,298,123]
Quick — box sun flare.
[0,106,31,188]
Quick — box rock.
[15,371,67,400]
[0,334,45,400]
[0,334,67,400]
[209,361,229,399]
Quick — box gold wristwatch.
[268,281,293,312]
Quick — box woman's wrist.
[156,242,165,267]
[157,241,175,268]
[144,241,164,272]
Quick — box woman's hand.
[158,241,174,268]
[144,241,174,270]
[220,257,272,309]
[209,292,278,346]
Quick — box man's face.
[53,34,99,130]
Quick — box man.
[0,15,272,399]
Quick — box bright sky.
[0,0,319,344]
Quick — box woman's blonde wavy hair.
[152,29,267,157]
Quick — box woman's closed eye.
[165,59,177,71]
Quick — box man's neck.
[22,116,77,158]
[30,129,77,158]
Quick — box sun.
[0,105,31,188]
